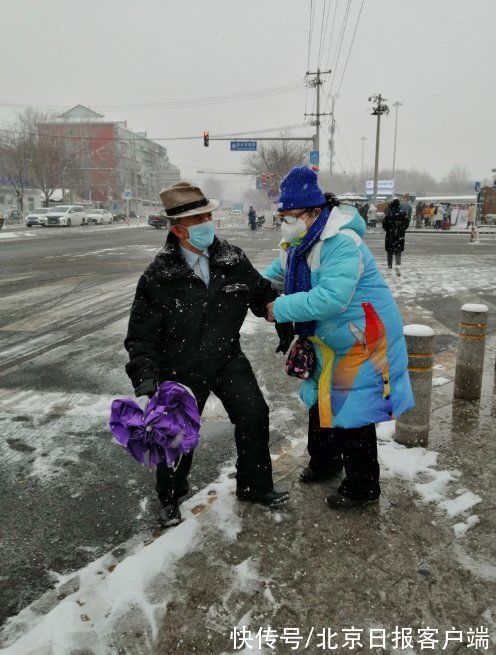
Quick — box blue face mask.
[186,221,215,250]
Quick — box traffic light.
[203,131,209,147]
[261,174,267,187]
[311,164,319,172]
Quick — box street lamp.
[392,101,403,180]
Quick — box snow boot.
[299,463,343,483]
[237,488,290,508]
[158,502,182,527]
[395,265,401,277]
[326,491,379,511]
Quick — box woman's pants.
[387,251,401,268]
[307,403,381,500]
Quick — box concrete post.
[395,324,435,447]
[454,303,488,400]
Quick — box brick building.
[39,105,180,212]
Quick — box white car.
[25,208,49,227]
[45,205,87,227]
[86,209,113,225]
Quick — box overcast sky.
[2,0,495,194]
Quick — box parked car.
[45,205,87,227]
[148,213,168,229]
[25,208,49,227]
[86,208,113,225]
[4,208,23,223]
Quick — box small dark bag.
[285,337,316,379]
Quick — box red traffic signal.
[261,174,267,187]
[311,164,319,172]
[203,131,209,147]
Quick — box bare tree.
[0,119,33,213]
[20,109,83,206]
[242,134,309,185]
[440,164,472,194]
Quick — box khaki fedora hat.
[159,181,220,220]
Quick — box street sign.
[230,140,257,152]
[268,189,278,198]
[365,179,395,195]
[122,189,132,200]
[474,181,481,193]
[309,150,319,165]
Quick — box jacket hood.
[320,204,366,241]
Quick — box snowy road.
[1,223,495,634]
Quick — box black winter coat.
[124,234,278,390]
[382,208,410,253]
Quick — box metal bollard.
[454,303,488,400]
[395,324,435,447]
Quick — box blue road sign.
[230,140,257,151]
[256,176,263,189]
[474,181,481,193]
[309,150,320,165]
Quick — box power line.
[0,123,312,145]
[0,83,306,113]
[317,0,328,67]
[335,0,366,95]
[327,0,352,100]
[323,0,340,72]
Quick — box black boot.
[326,491,379,511]
[158,502,182,527]
[299,463,343,483]
[237,488,289,508]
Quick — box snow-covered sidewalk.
[1,316,495,654]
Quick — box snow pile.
[453,514,480,538]
[0,471,240,654]
[432,376,451,387]
[377,421,482,528]
[403,324,435,338]
[461,303,489,313]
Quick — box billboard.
[365,180,395,195]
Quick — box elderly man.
[125,182,292,526]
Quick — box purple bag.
[109,381,201,468]
[285,337,316,380]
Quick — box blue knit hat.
[277,166,326,211]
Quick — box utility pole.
[304,68,332,154]
[328,94,339,187]
[369,94,389,204]
[360,136,367,182]
[392,101,403,180]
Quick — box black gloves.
[275,322,295,354]
[134,379,157,399]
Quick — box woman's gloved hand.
[275,322,296,354]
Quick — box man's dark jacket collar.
[146,234,243,281]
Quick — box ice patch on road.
[432,376,451,387]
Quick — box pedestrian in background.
[248,205,257,231]
[264,166,414,510]
[382,198,410,276]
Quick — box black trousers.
[156,354,273,505]
[387,251,402,267]
[307,404,380,500]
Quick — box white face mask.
[280,217,307,242]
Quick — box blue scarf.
[284,207,329,336]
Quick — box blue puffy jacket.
[264,204,414,429]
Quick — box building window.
[0,196,5,205]
[28,197,35,211]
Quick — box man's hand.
[275,322,295,354]
[266,301,276,323]
[134,379,157,399]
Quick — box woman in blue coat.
[264,166,414,510]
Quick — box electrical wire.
[0,83,305,113]
[335,0,365,95]
[317,0,328,68]
[323,0,340,74]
